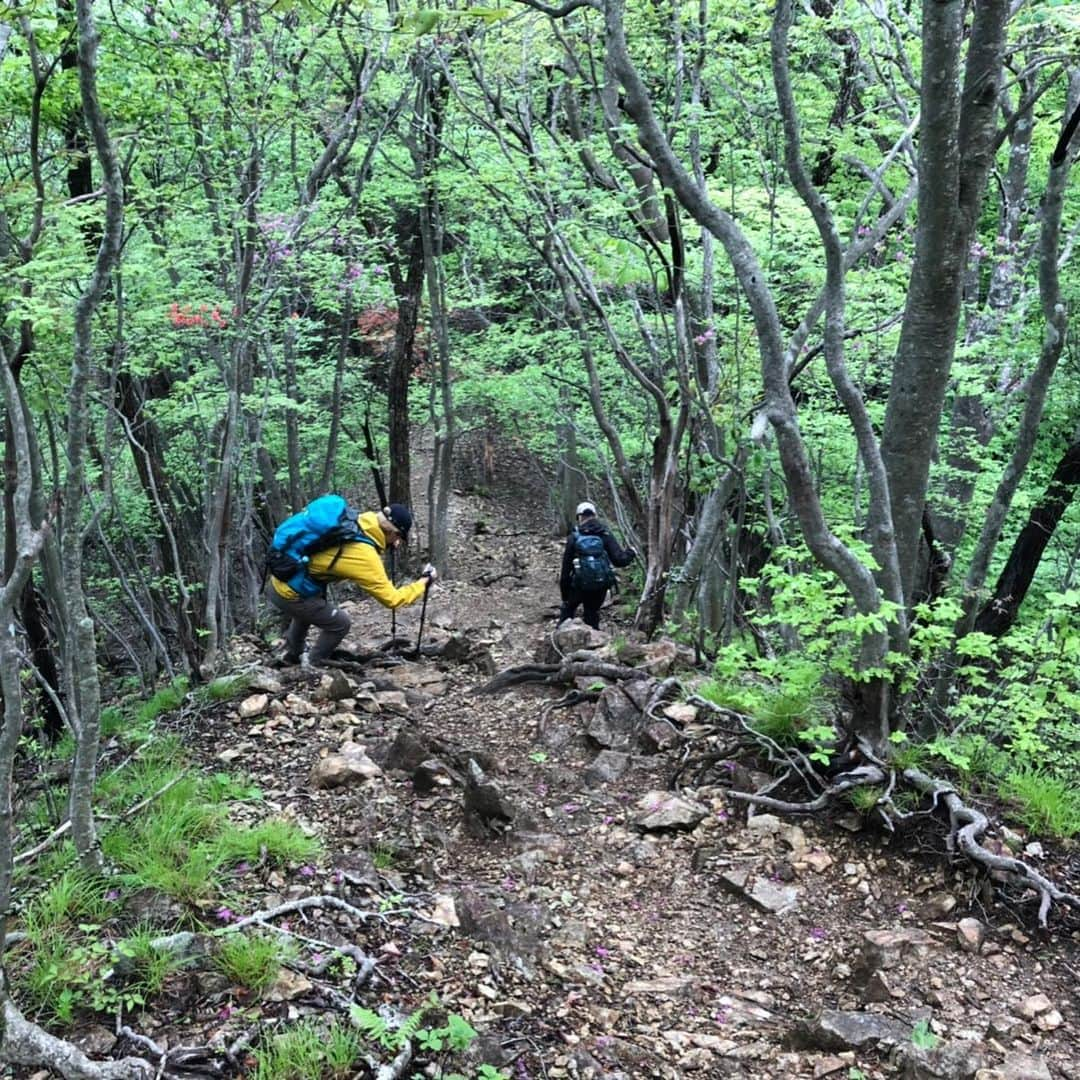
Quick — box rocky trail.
[50,473,1080,1080]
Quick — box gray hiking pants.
[265,583,350,663]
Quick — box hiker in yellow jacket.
[266,503,436,666]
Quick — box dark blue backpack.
[571,530,616,591]
[267,494,374,597]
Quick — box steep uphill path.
[150,475,1080,1080]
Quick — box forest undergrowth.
[4,480,1079,1080]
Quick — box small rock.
[662,702,698,725]
[265,967,313,1002]
[237,693,270,719]
[894,1039,988,1079]
[322,671,353,701]
[864,970,900,1003]
[747,813,783,837]
[309,746,382,789]
[804,850,834,873]
[463,759,517,836]
[718,868,799,914]
[71,1025,116,1057]
[983,1053,1052,1080]
[633,791,708,831]
[926,892,957,918]
[987,1014,1023,1041]
[999,827,1025,851]
[584,750,630,787]
[624,976,697,997]
[813,1056,851,1078]
[957,917,985,953]
[1033,1009,1062,1032]
[641,718,681,752]
[428,895,460,927]
[412,758,461,794]
[835,813,864,832]
[493,1000,532,1018]
[375,690,410,716]
[793,1009,911,1051]
[860,928,933,972]
[1018,993,1052,1020]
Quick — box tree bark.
[64,0,125,871]
[974,438,1080,638]
[880,0,1009,604]
[961,78,1080,627]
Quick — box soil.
[28,439,1080,1079]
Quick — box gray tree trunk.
[880,0,1010,603]
[64,0,124,870]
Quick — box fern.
[396,997,432,1044]
[350,1006,391,1048]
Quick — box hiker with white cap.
[557,501,636,629]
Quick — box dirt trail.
[179,464,1080,1080]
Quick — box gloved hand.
[422,563,438,583]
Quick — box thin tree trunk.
[960,81,1080,628]
[63,0,124,870]
[974,438,1080,637]
[386,224,424,508]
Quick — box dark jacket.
[560,517,635,597]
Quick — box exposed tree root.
[476,658,648,695]
[1,989,152,1079]
[680,698,1080,927]
[902,768,1080,927]
[725,765,888,814]
[371,1040,412,1080]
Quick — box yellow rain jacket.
[270,511,428,609]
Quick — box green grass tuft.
[999,769,1080,840]
[252,1019,363,1080]
[209,818,321,870]
[215,933,289,995]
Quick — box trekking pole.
[416,574,432,656]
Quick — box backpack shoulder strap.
[323,531,378,575]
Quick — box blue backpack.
[267,494,374,597]
[571,530,616,591]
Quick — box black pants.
[558,589,606,630]
[265,582,350,663]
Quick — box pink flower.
[216,907,234,923]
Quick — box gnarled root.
[903,768,1080,927]
[475,658,647,695]
[725,764,887,814]
[1,990,152,1079]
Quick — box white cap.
[576,501,597,516]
